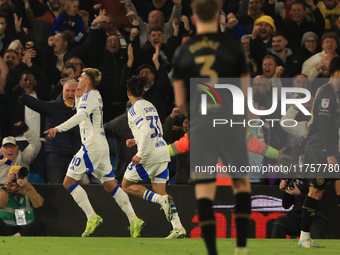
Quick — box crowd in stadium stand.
[0,0,338,187]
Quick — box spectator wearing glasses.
[122,43,174,123]
[296,32,322,71]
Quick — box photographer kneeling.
[271,178,332,239]
[0,165,45,236]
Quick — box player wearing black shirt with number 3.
[172,0,251,254]
[298,56,340,248]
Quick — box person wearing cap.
[0,124,41,184]
[275,0,325,53]
[296,32,322,69]
[5,67,50,182]
[250,15,276,74]
[0,165,45,236]
[253,14,276,41]
[237,0,279,34]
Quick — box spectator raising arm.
[20,125,42,166]
[0,56,9,94]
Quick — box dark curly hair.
[127,76,148,97]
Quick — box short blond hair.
[83,68,102,88]
[59,0,79,16]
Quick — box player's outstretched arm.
[44,128,58,139]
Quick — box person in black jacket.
[296,32,322,70]
[162,107,189,184]
[91,33,129,123]
[249,15,276,74]
[0,13,17,57]
[104,112,137,183]
[19,80,81,183]
[5,48,51,137]
[3,47,51,182]
[133,26,171,72]
[87,13,139,123]
[266,31,300,77]
[42,26,96,86]
[272,178,333,239]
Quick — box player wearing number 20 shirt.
[126,98,170,181]
[56,89,113,180]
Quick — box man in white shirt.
[122,76,186,239]
[45,68,144,238]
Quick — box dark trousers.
[0,217,45,236]
[271,214,328,239]
[46,153,73,183]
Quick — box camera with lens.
[11,167,29,183]
[285,178,303,190]
[286,179,296,190]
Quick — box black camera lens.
[16,167,29,180]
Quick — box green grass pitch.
[1,237,339,255]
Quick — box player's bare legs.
[122,177,179,227]
[122,177,148,198]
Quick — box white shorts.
[66,145,115,183]
[124,161,169,184]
